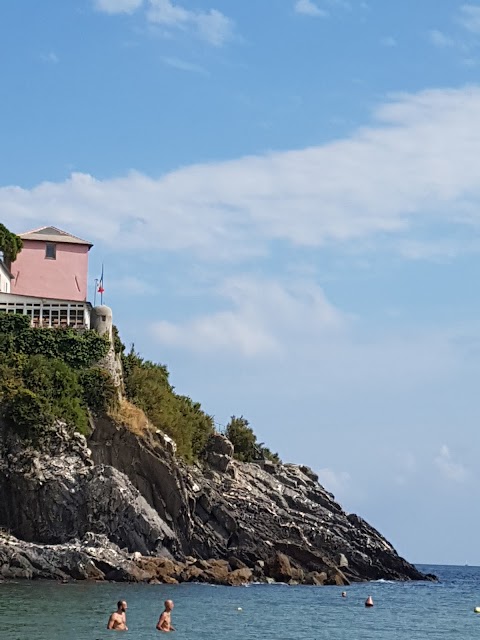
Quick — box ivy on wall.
[0,313,109,368]
[0,312,115,442]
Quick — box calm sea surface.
[1,565,480,639]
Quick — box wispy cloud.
[428,29,454,48]
[294,0,328,18]
[94,0,143,14]
[147,0,233,46]
[434,445,468,482]
[162,56,208,74]
[459,4,480,33]
[380,36,397,47]
[40,51,59,64]
[327,0,351,9]
[94,0,233,46]
[4,87,480,262]
[151,276,345,357]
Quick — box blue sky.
[2,0,480,565]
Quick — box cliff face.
[0,417,433,584]
[89,420,427,583]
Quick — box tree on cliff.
[225,415,281,463]
[0,223,23,265]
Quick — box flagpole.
[101,263,104,305]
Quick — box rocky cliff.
[0,417,434,585]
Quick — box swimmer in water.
[107,600,128,631]
[341,591,347,598]
[157,599,175,633]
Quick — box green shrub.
[0,354,90,436]
[0,311,111,439]
[122,348,214,461]
[225,415,281,463]
[80,368,119,415]
[0,312,278,463]
[0,320,109,368]
[0,313,30,333]
[112,325,125,355]
[225,416,257,462]
[3,388,55,442]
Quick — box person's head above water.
[341,591,347,597]
[165,600,174,612]
[117,600,127,612]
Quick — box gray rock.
[206,451,231,473]
[339,553,349,568]
[0,416,435,584]
[205,434,234,458]
[0,532,150,581]
[0,421,178,557]
[89,420,433,583]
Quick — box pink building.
[10,226,92,301]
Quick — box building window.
[45,243,56,260]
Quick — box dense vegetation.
[0,313,114,440]
[0,312,109,368]
[225,415,280,464]
[0,224,22,264]
[0,314,278,464]
[121,346,214,462]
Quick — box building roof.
[19,226,93,248]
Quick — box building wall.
[10,241,89,301]
[0,263,11,293]
[0,293,91,329]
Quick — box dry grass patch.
[108,399,154,437]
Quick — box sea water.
[1,565,479,639]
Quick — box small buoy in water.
[365,596,374,608]
[474,607,480,614]
[341,591,347,598]
[237,607,243,611]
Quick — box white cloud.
[41,51,59,64]
[459,4,480,33]
[4,87,480,261]
[94,0,143,14]
[434,445,468,482]
[294,0,328,18]
[325,0,351,9]
[397,234,480,260]
[162,56,207,74]
[151,276,345,357]
[380,36,397,47]
[147,0,233,46]
[428,29,454,48]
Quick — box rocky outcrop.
[89,418,434,584]
[0,533,255,584]
[0,416,435,584]
[0,532,150,581]
[0,422,177,557]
